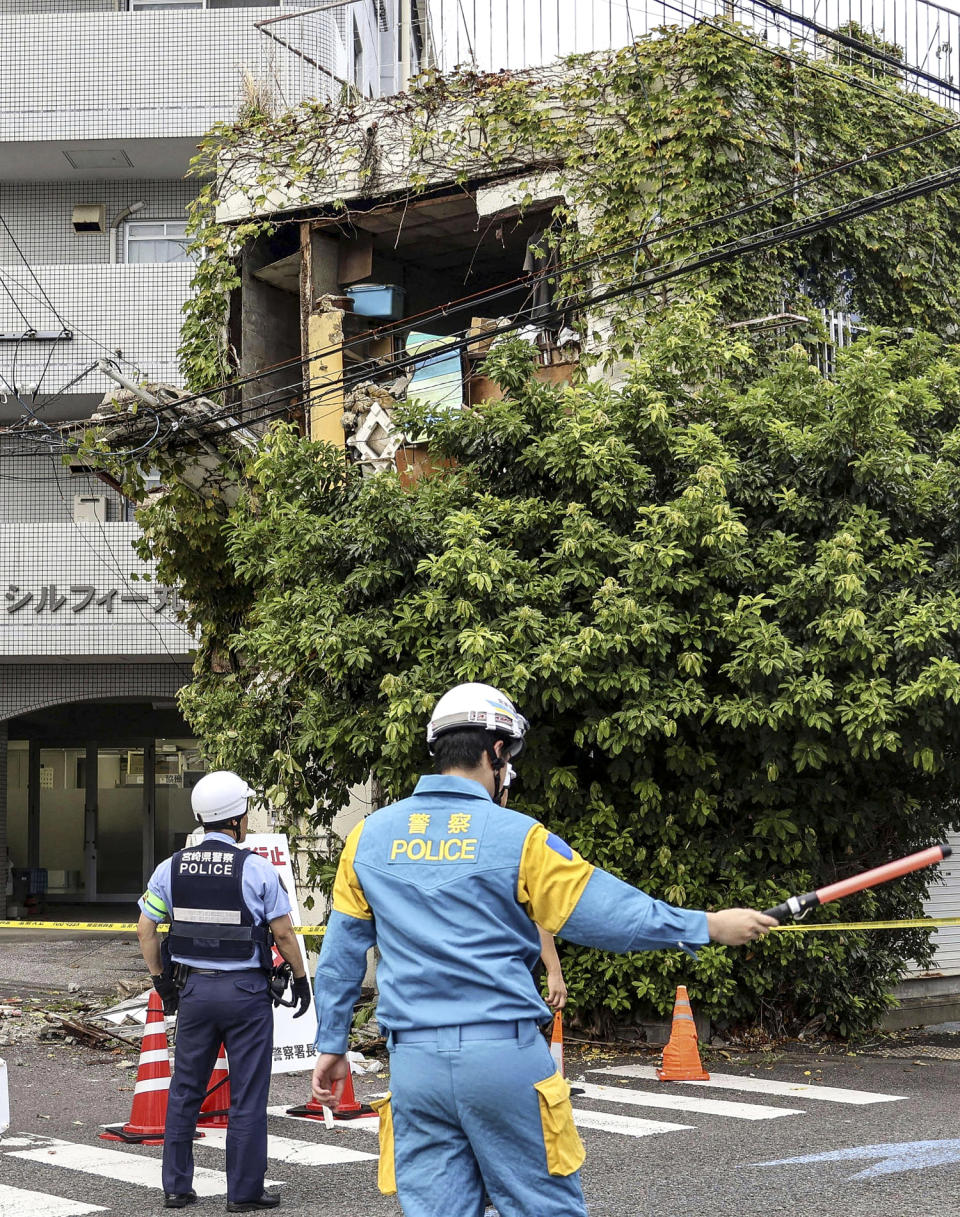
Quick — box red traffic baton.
[764,844,952,922]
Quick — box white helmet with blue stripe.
[426,682,529,757]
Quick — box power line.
[44,449,195,681]
[170,153,960,446]
[128,102,960,432]
[0,209,70,334]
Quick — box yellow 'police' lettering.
[389,837,479,863]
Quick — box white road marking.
[0,1183,106,1217]
[574,1081,801,1121]
[198,1127,377,1165]
[267,1105,380,1133]
[572,1109,692,1138]
[4,1139,282,1197]
[589,1065,905,1105]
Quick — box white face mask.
[502,763,517,789]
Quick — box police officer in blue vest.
[310,683,776,1217]
[137,771,312,1211]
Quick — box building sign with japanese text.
[0,522,195,659]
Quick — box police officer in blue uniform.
[137,770,312,1212]
[310,683,776,1217]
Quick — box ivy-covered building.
[174,15,960,1025]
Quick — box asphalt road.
[3,1034,960,1217]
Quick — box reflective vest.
[168,839,271,968]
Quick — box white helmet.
[191,770,256,823]
[426,682,529,756]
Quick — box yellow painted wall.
[307,309,345,446]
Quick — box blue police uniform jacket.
[139,832,291,970]
[314,775,710,1054]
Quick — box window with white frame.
[124,220,193,264]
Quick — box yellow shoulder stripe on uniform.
[517,824,593,934]
[332,820,373,921]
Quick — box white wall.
[0,261,193,391]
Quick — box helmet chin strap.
[486,741,506,804]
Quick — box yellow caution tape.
[1,918,956,934]
[772,917,960,932]
[0,921,328,934]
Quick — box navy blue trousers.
[163,970,273,1204]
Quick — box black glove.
[152,973,179,1016]
[291,974,312,1019]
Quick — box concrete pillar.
[306,309,346,445]
[0,722,7,921]
[83,742,98,902]
[142,739,155,891]
[27,739,39,870]
[299,224,342,443]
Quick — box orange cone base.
[99,1125,165,1146]
[99,1125,202,1145]
[285,1098,377,1121]
[655,1064,709,1082]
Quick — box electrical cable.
[0,208,70,333]
[11,8,960,455]
[0,265,148,378]
[44,449,194,681]
[654,0,952,123]
[158,103,960,420]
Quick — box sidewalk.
[0,904,142,998]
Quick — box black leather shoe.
[226,1196,280,1212]
[164,1194,197,1210]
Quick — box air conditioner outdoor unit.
[73,495,108,522]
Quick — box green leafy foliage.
[178,305,960,1034]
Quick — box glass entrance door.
[97,748,145,898]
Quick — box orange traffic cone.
[287,1061,377,1122]
[100,990,171,1144]
[547,1009,584,1096]
[197,1043,230,1128]
[549,1011,564,1075]
[656,985,709,1082]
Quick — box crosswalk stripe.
[4,1139,283,1197]
[571,1109,692,1138]
[267,1106,380,1133]
[197,1127,377,1165]
[574,1081,802,1121]
[589,1065,905,1105]
[0,1183,107,1217]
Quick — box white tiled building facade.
[0,0,409,915]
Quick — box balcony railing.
[0,2,388,142]
[418,0,960,111]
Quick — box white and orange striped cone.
[548,1010,584,1096]
[549,1011,565,1075]
[99,990,171,1144]
[287,1060,377,1122]
[656,985,710,1082]
[197,1042,230,1128]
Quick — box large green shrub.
[179,303,960,1034]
